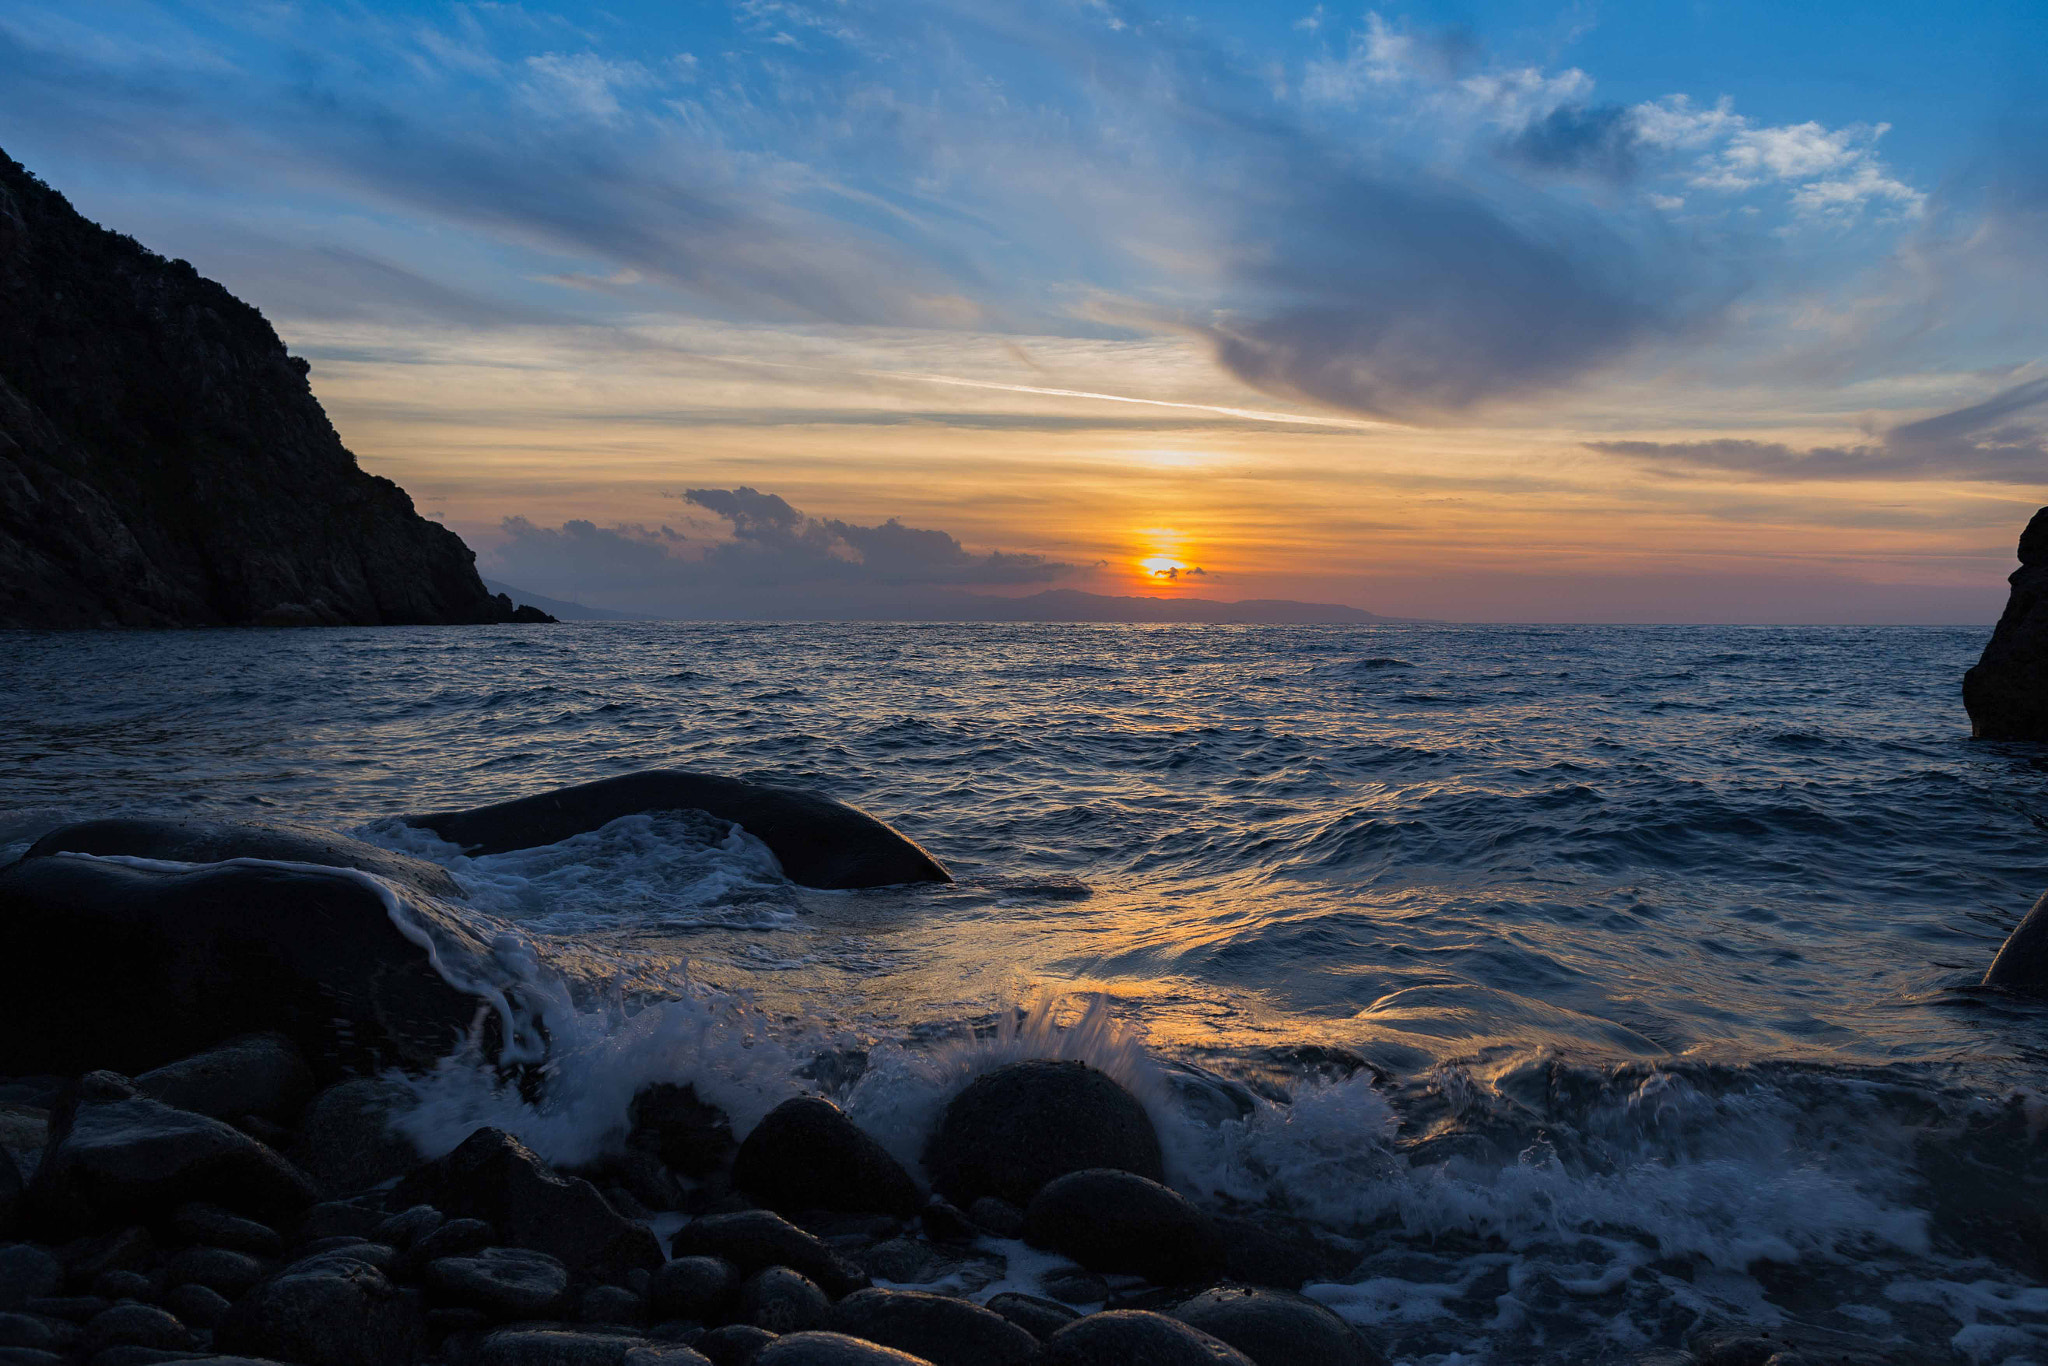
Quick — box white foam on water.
[362,812,796,932]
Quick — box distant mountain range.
[485,581,1409,624]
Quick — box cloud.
[1592,375,2048,483]
[1499,104,1640,182]
[486,488,1073,612]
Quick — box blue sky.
[2,0,2045,620]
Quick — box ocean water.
[5,621,2048,1364]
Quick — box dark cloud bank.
[487,487,1387,622]
[1595,375,2048,483]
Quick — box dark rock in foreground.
[1022,1169,1224,1286]
[825,1288,1036,1366]
[668,1212,868,1299]
[215,1246,425,1366]
[1168,1286,1384,1366]
[753,1333,932,1365]
[923,1061,1162,1209]
[1965,506,2048,740]
[405,771,949,890]
[1985,889,2048,991]
[733,1099,921,1219]
[1036,1309,1257,1366]
[0,147,550,630]
[390,1128,662,1282]
[0,850,503,1079]
[19,817,467,900]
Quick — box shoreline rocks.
[1964,506,2048,740]
[404,771,950,891]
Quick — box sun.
[1139,554,1184,577]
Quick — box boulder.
[984,1291,1079,1341]
[1966,507,2048,740]
[476,1330,698,1366]
[1984,888,2048,991]
[1167,1286,1384,1366]
[1022,1170,1223,1285]
[15,818,465,901]
[169,1204,283,1258]
[390,1129,661,1282]
[1212,1216,1348,1292]
[1036,1310,1257,1366]
[78,1303,196,1356]
[374,1205,445,1251]
[0,1312,67,1353]
[28,1095,319,1237]
[0,854,503,1079]
[695,1325,778,1365]
[162,1246,267,1298]
[158,1283,231,1330]
[134,1035,314,1124]
[752,1334,934,1366]
[579,1284,644,1325]
[965,1198,1023,1239]
[825,1288,1037,1366]
[290,1079,421,1198]
[922,1062,1161,1209]
[736,1269,828,1335]
[0,1247,61,1310]
[425,1248,570,1319]
[627,1086,735,1178]
[215,1248,425,1366]
[647,1257,738,1323]
[669,1213,868,1299]
[402,772,950,891]
[0,1156,16,1243]
[733,1100,920,1220]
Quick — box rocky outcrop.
[0,147,550,628]
[1964,507,2048,740]
[404,771,951,890]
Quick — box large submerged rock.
[0,147,549,629]
[405,771,949,890]
[0,839,507,1078]
[19,817,466,899]
[1964,507,2048,740]
[1984,888,2048,991]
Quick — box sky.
[2,0,2046,621]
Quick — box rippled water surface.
[6,622,2048,1364]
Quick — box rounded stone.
[1168,1286,1384,1366]
[1022,1169,1223,1286]
[737,1268,829,1335]
[1037,1310,1258,1366]
[825,1288,1037,1366]
[984,1291,1080,1341]
[922,1062,1162,1209]
[427,1247,572,1319]
[733,1099,921,1220]
[648,1257,739,1324]
[753,1331,936,1365]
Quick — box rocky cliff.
[1963,507,2048,740]
[0,149,547,629]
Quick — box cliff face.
[1963,507,2048,740]
[0,149,543,629]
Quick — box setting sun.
[1139,554,1183,577]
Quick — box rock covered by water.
[1963,505,2048,740]
[0,147,550,629]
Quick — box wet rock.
[1984,887,2048,991]
[21,1296,106,1323]
[427,1248,570,1320]
[648,1258,738,1324]
[922,1063,1162,1209]
[1037,1310,1257,1366]
[169,1205,282,1259]
[21,818,466,901]
[405,771,951,892]
[694,1324,777,1366]
[214,1249,425,1366]
[1168,1286,1383,1366]
[669,1213,868,1299]
[733,1100,920,1220]
[1212,1217,1347,1292]
[0,855,504,1080]
[133,1035,314,1124]
[475,1330,665,1366]
[826,1288,1036,1366]
[163,1247,266,1299]
[965,1198,1022,1239]
[1038,1269,1109,1304]
[856,1239,942,1284]
[157,1285,230,1331]
[290,1080,421,1199]
[296,1202,388,1245]
[375,1205,445,1251]
[0,1314,68,1353]
[580,1286,644,1326]
[622,1349,714,1366]
[79,1305,196,1356]
[0,1349,59,1366]
[752,1334,933,1365]
[0,1152,18,1241]
[400,1217,495,1276]
[391,1129,662,1281]
[736,1269,828,1335]
[90,1271,154,1301]
[1965,507,2048,741]
[914,1204,974,1244]
[627,1087,735,1179]
[1023,1170,1224,1286]
[984,1291,1079,1341]
[30,1098,317,1237]
[0,1247,60,1310]
[61,1227,156,1285]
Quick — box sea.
[4,621,2047,1365]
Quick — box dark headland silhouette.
[0,149,549,629]
[1964,506,2048,742]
